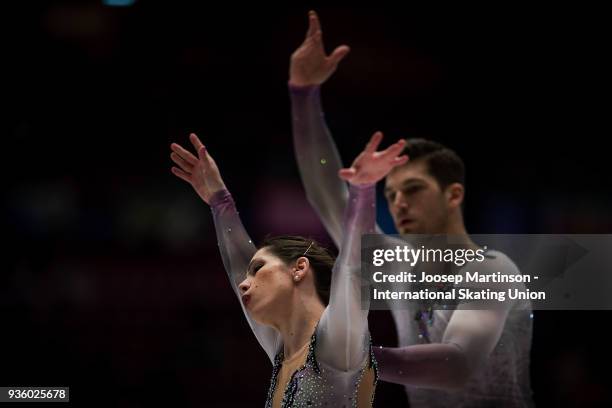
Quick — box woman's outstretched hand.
[339,131,409,186]
[289,10,350,87]
[170,133,226,204]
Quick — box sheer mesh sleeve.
[372,308,512,390]
[372,252,524,390]
[315,183,376,371]
[289,83,349,247]
[372,342,470,390]
[440,251,523,375]
[209,189,281,363]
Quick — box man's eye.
[386,192,396,201]
[254,264,263,273]
[404,186,423,194]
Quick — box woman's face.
[239,247,295,325]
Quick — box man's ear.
[446,183,464,210]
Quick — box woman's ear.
[293,256,310,282]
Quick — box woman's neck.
[277,298,325,360]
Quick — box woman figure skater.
[169,132,407,407]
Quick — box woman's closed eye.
[248,262,264,276]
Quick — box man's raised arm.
[289,10,351,247]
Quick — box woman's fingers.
[189,133,205,154]
[191,135,211,165]
[391,155,409,166]
[198,146,213,170]
[171,167,191,184]
[188,133,215,168]
[365,131,384,153]
[338,167,356,181]
[379,138,406,159]
[170,152,193,173]
[170,143,198,166]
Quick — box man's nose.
[393,191,408,209]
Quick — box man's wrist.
[288,80,320,90]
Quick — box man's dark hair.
[260,235,334,305]
[402,138,465,189]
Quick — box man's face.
[384,161,450,234]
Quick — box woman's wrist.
[348,181,376,190]
[208,188,232,208]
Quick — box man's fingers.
[329,45,350,65]
[311,11,321,33]
[171,167,192,184]
[170,143,198,166]
[170,152,193,173]
[306,14,315,38]
[313,30,325,50]
[306,10,321,38]
[306,10,318,38]
[365,131,384,153]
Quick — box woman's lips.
[241,294,251,307]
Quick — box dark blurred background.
[3,1,611,407]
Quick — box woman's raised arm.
[170,134,281,362]
[316,132,408,371]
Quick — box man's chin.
[397,223,418,234]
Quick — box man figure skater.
[287,10,534,407]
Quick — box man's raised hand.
[289,10,350,87]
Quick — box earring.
[294,275,300,281]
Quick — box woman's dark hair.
[260,235,334,305]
